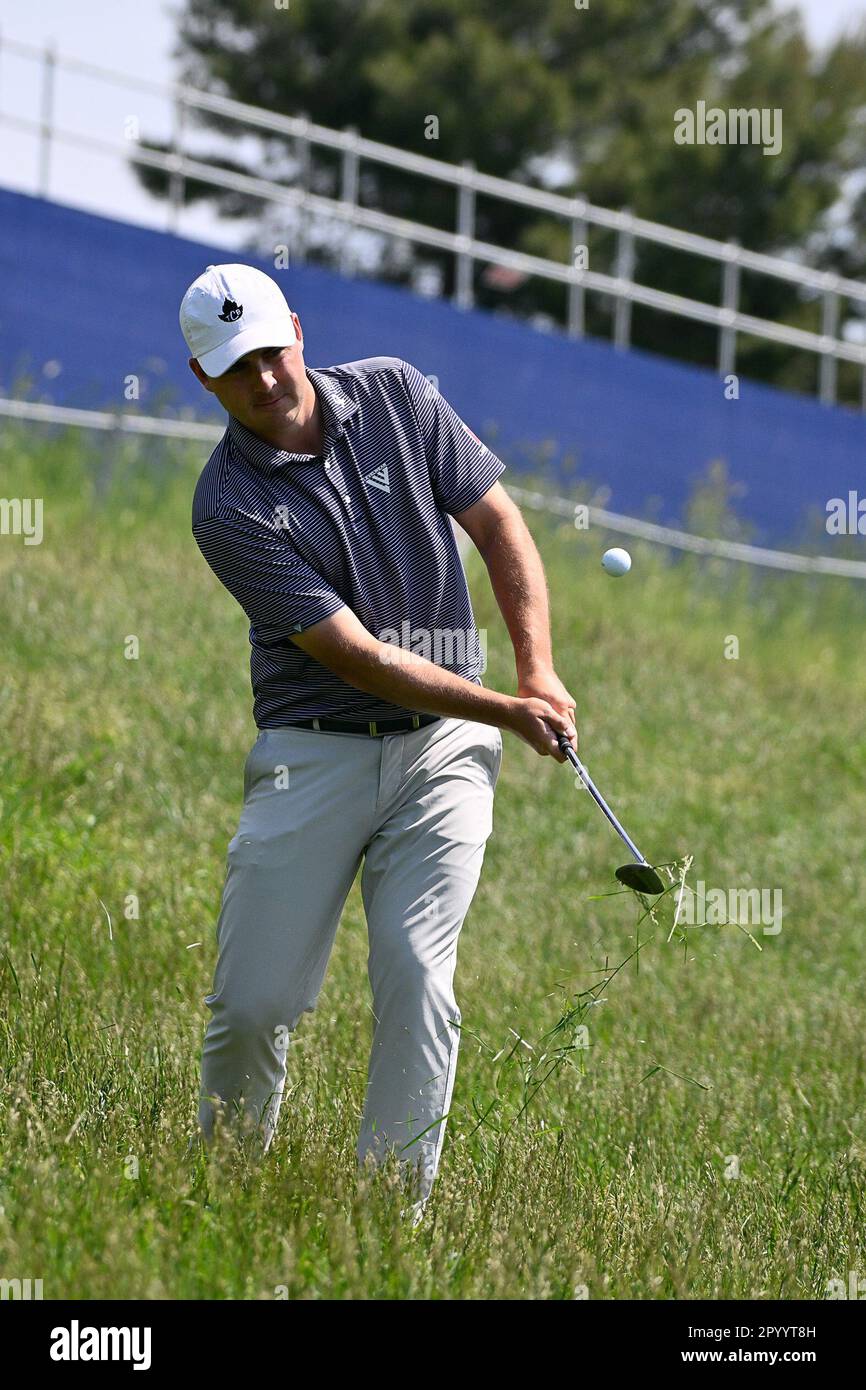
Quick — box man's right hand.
[506,697,577,762]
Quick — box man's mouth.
[257,395,286,409]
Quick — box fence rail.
[2,397,862,578]
[4,35,866,407]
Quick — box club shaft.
[559,738,649,865]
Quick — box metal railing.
[2,397,863,579]
[4,34,866,407]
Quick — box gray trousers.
[198,715,502,1202]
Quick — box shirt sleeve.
[192,507,346,638]
[399,359,507,516]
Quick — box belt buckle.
[368,715,421,736]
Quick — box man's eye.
[226,348,281,375]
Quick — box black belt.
[288,713,442,737]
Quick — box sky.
[1,0,866,245]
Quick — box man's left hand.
[517,668,578,755]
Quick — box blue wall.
[1,187,861,546]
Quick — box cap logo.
[218,297,244,323]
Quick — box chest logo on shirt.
[364,464,391,495]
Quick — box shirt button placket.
[324,457,354,524]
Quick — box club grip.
[556,730,580,769]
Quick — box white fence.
[4,35,866,408]
[2,396,863,579]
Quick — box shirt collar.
[227,367,359,472]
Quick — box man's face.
[188,313,311,438]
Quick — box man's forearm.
[335,643,516,729]
[309,511,557,730]
[479,515,554,679]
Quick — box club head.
[615,863,665,895]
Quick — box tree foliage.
[135,0,866,398]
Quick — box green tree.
[136,0,866,400]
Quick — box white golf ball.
[601,546,632,577]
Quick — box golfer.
[180,262,578,1214]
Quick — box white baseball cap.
[179,263,298,377]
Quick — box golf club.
[555,731,665,895]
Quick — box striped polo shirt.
[191,357,507,728]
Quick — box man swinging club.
[180,262,578,1217]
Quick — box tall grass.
[1,421,865,1299]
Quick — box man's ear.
[189,357,216,391]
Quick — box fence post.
[455,160,476,310]
[340,125,360,277]
[819,281,839,405]
[718,239,740,378]
[294,113,311,265]
[168,93,186,234]
[567,197,588,338]
[39,42,57,199]
[613,209,635,349]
